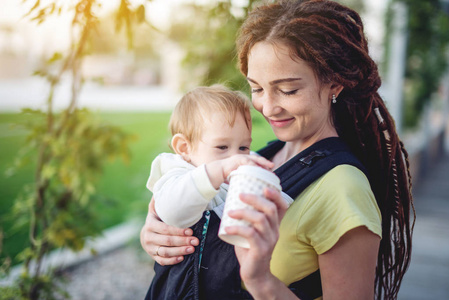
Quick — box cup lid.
[228,165,281,191]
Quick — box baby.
[147,84,274,228]
[145,85,284,299]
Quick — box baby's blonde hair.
[169,84,252,147]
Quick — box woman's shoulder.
[295,164,371,203]
[308,164,376,211]
[319,164,370,190]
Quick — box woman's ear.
[331,83,344,98]
[171,133,192,162]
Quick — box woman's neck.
[271,142,302,169]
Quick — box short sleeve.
[297,165,382,255]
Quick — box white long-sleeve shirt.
[146,153,227,228]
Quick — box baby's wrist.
[205,161,226,189]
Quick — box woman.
[141,1,415,299]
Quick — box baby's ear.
[171,133,192,162]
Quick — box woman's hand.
[140,199,200,266]
[224,188,293,298]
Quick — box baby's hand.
[206,154,274,189]
[221,154,274,177]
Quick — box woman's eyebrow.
[246,77,258,84]
[246,77,302,85]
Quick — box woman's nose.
[261,94,281,117]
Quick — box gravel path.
[58,243,155,300]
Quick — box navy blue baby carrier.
[145,137,367,300]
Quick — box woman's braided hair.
[237,0,415,298]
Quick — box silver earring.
[332,94,337,104]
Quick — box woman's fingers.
[141,229,197,265]
[152,244,196,266]
[263,188,288,218]
[236,190,284,228]
[145,217,195,244]
[143,229,199,248]
[240,188,288,221]
[225,188,286,250]
[154,256,184,266]
[224,224,273,258]
[227,206,276,238]
[149,217,194,237]
[225,225,260,246]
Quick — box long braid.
[237,1,415,299]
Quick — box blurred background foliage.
[385,0,449,128]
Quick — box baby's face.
[188,112,252,167]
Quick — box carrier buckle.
[299,150,326,166]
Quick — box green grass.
[0,110,275,265]
[0,114,37,265]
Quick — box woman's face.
[247,41,339,150]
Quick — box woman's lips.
[269,118,294,128]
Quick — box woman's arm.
[225,189,380,299]
[140,199,200,266]
[319,226,380,299]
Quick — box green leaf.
[16,247,35,262]
[47,52,63,64]
[41,165,56,180]
[32,70,47,77]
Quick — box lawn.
[0,110,275,265]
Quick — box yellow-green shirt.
[270,165,382,297]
